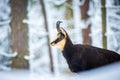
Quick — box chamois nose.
[50,41,55,46]
[56,21,62,31]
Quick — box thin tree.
[101,0,107,49]
[10,0,29,68]
[40,0,54,73]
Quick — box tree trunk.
[101,0,107,49]
[80,0,92,45]
[40,0,54,73]
[65,0,73,20]
[10,0,29,69]
[82,24,91,45]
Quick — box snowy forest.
[0,0,120,80]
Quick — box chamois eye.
[60,33,64,38]
[57,32,63,37]
[54,33,65,44]
[57,33,61,36]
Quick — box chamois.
[50,21,120,73]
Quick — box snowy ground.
[0,62,120,80]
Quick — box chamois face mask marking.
[51,32,65,45]
[55,33,64,43]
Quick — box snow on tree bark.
[0,0,17,70]
[80,0,92,45]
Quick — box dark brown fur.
[62,30,120,73]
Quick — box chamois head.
[50,21,67,51]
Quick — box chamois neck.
[62,36,74,53]
[62,36,74,62]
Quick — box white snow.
[0,62,120,80]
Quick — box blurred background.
[0,0,120,80]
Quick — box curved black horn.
[56,21,62,31]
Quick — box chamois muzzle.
[56,21,62,32]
